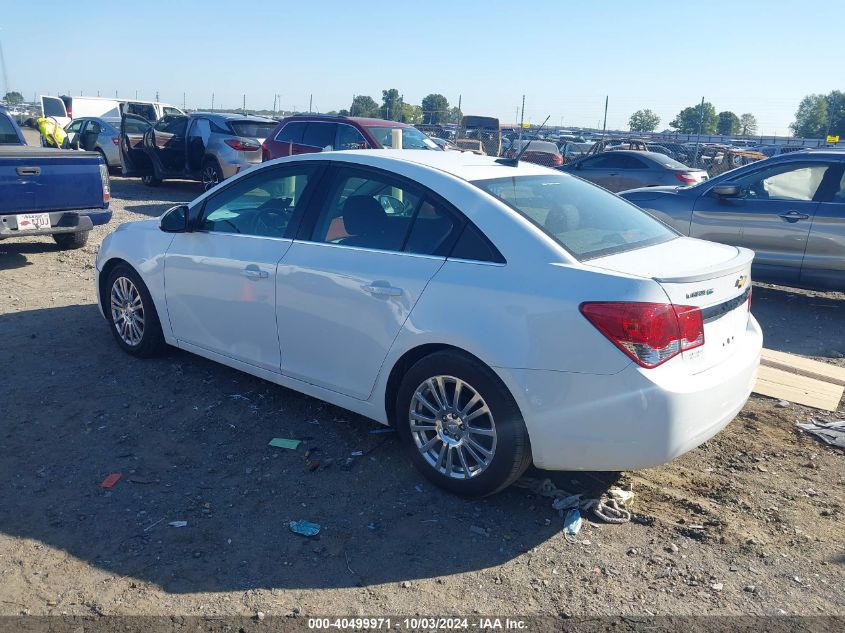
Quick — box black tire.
[396,350,532,497]
[105,263,166,358]
[201,159,224,191]
[53,231,89,250]
[142,173,162,187]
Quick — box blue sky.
[2,0,842,135]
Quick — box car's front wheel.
[106,264,166,357]
[201,159,224,191]
[396,350,531,497]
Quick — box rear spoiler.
[652,247,754,284]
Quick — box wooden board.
[754,365,844,411]
[761,348,845,386]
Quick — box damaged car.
[120,112,277,189]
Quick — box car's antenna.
[496,115,550,166]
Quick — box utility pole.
[0,29,9,101]
[155,90,159,101]
[309,93,313,113]
[135,89,138,99]
[600,95,608,141]
[825,93,836,144]
[692,96,706,166]
[182,92,186,109]
[457,94,461,113]
[242,94,246,113]
[211,93,214,112]
[518,94,525,145]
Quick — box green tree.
[421,93,450,124]
[448,106,463,124]
[628,109,660,132]
[380,88,404,121]
[717,111,741,135]
[670,101,718,134]
[400,103,423,124]
[349,95,379,118]
[739,113,758,136]
[790,91,845,138]
[3,91,24,104]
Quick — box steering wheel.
[253,202,293,237]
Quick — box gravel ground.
[0,175,843,621]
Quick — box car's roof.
[289,149,556,182]
[192,112,275,122]
[281,114,412,128]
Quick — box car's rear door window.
[473,174,677,260]
[302,122,337,149]
[731,163,829,201]
[336,124,368,150]
[276,121,306,144]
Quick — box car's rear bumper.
[497,315,763,471]
[0,209,112,240]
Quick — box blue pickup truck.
[0,107,112,249]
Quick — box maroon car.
[506,140,563,167]
[261,115,440,161]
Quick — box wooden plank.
[761,348,845,386]
[754,365,844,411]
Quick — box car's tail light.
[748,288,752,312]
[111,136,119,145]
[675,172,697,183]
[553,154,563,166]
[224,139,260,151]
[261,142,269,161]
[580,302,704,368]
[99,162,110,204]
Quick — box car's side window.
[732,163,829,201]
[199,165,317,238]
[336,124,368,150]
[276,121,306,144]
[829,169,845,203]
[620,155,648,169]
[403,199,461,256]
[302,122,337,149]
[66,120,84,133]
[310,169,424,252]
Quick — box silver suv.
[119,112,278,189]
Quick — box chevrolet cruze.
[96,150,762,496]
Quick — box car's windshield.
[366,126,440,150]
[229,121,276,139]
[473,174,677,260]
[650,154,688,169]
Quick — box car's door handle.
[242,267,269,280]
[363,282,403,297]
[16,166,41,176]
[779,210,810,222]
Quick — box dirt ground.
[0,174,844,622]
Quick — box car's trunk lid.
[587,237,754,373]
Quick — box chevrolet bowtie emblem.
[735,275,748,289]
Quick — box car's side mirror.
[712,184,740,197]
[160,204,189,233]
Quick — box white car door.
[276,165,462,400]
[164,163,322,372]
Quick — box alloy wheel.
[409,375,497,479]
[202,165,220,190]
[110,276,145,346]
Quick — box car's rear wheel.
[396,350,531,497]
[201,159,224,191]
[106,264,166,357]
[53,231,89,250]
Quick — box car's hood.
[115,218,160,233]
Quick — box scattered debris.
[350,450,364,457]
[369,427,395,434]
[711,582,724,591]
[469,525,489,537]
[269,438,301,450]
[516,478,633,525]
[168,521,188,528]
[563,509,582,536]
[128,476,158,484]
[99,473,122,489]
[796,419,845,449]
[367,522,378,531]
[289,520,321,537]
[754,365,843,411]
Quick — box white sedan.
[95,150,762,496]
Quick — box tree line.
[628,105,758,136]
[629,91,845,139]
[330,91,463,125]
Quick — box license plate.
[17,213,51,230]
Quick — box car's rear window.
[473,174,677,260]
[366,126,439,150]
[0,115,21,143]
[230,121,276,139]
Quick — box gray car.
[120,112,278,189]
[558,150,708,192]
[65,117,150,169]
[620,150,845,292]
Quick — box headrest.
[342,195,387,235]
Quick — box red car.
[506,140,563,167]
[261,115,440,160]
